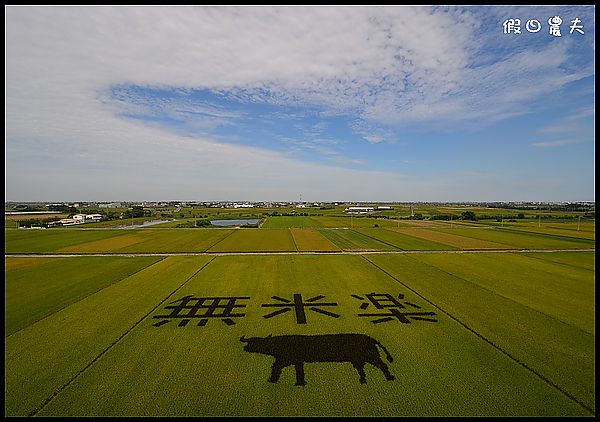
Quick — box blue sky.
[5,6,595,201]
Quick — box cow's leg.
[268,360,285,383]
[369,357,395,381]
[352,361,367,384]
[293,361,307,386]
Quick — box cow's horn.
[240,335,248,342]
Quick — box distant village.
[5,200,595,212]
[5,200,595,229]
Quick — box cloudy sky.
[5,6,595,202]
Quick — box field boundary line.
[5,256,167,340]
[349,228,403,251]
[496,227,596,243]
[393,226,514,249]
[405,255,595,337]
[289,228,300,252]
[383,226,450,248]
[361,255,595,416]
[517,252,596,273]
[30,256,216,417]
[204,228,237,252]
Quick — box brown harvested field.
[389,227,512,249]
[4,257,56,271]
[290,228,340,251]
[57,234,145,253]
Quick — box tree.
[123,206,145,219]
[461,211,477,221]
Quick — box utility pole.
[131,207,134,227]
[450,214,453,228]
[501,215,504,228]
[538,215,541,228]
[577,215,581,231]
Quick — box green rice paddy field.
[4,220,595,254]
[4,221,595,416]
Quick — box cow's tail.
[375,340,393,363]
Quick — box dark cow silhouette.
[240,333,395,386]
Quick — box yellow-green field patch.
[355,228,457,250]
[4,256,55,271]
[318,229,397,250]
[290,228,340,251]
[519,251,595,272]
[5,256,212,416]
[310,216,400,228]
[436,227,595,250]
[116,229,234,252]
[5,256,163,336]
[5,229,125,253]
[409,252,595,334]
[390,227,511,249]
[507,226,595,241]
[262,216,324,228]
[208,229,297,252]
[368,253,595,413]
[57,234,146,253]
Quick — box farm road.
[5,248,595,258]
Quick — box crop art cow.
[240,333,395,386]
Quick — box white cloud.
[5,6,595,201]
[531,139,584,148]
[6,6,481,133]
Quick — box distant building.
[345,207,375,214]
[72,214,87,223]
[87,214,103,222]
[55,213,102,226]
[57,218,77,226]
[99,202,122,208]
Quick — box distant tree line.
[47,204,78,214]
[486,203,594,212]
[122,206,151,219]
[16,218,55,228]
[176,219,212,228]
